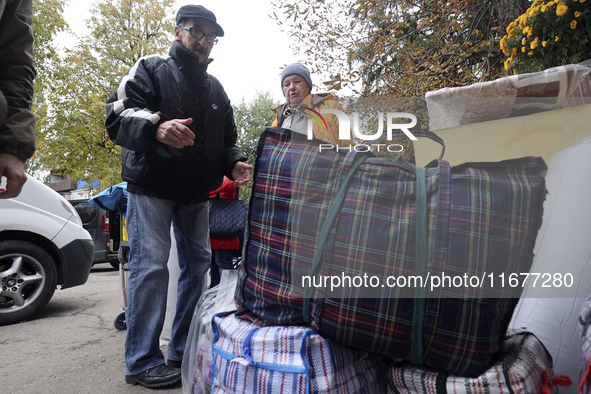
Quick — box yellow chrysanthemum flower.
[575,11,581,17]
[541,5,547,12]
[522,46,527,52]
[500,38,509,55]
[555,36,560,41]
[556,2,568,15]
[542,40,548,47]
[531,38,539,49]
[528,51,534,56]
[522,37,527,45]
[504,59,511,70]
[507,22,515,34]
[571,20,577,29]
[547,1,555,5]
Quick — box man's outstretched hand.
[231,161,254,186]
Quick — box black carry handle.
[410,129,446,161]
[377,128,445,161]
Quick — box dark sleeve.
[0,0,36,162]
[105,57,167,153]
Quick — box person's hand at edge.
[0,153,27,199]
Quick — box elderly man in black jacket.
[105,4,252,389]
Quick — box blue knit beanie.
[280,63,313,90]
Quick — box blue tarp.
[88,182,128,216]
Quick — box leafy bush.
[500,0,590,74]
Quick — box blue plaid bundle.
[211,312,387,393]
[236,127,547,377]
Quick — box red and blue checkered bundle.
[389,330,566,394]
[236,127,547,377]
[211,312,387,393]
[580,295,591,394]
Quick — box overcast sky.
[59,0,303,104]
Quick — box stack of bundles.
[209,311,387,393]
[235,126,547,378]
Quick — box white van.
[0,175,94,325]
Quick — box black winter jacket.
[105,40,246,203]
[0,0,36,162]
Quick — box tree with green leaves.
[32,0,67,95]
[33,0,176,191]
[28,0,68,179]
[271,0,529,98]
[233,91,281,200]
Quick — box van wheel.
[109,260,119,269]
[0,240,57,325]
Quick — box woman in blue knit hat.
[271,63,353,146]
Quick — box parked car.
[0,175,94,325]
[70,199,121,268]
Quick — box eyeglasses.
[179,26,218,45]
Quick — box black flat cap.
[176,5,224,37]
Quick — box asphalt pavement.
[0,265,183,394]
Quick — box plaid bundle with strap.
[236,127,547,377]
[210,312,387,394]
[389,330,570,394]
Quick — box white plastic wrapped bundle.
[181,269,239,394]
[509,137,591,393]
[426,61,591,130]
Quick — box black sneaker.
[125,363,181,388]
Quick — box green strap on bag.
[411,166,427,365]
[303,153,370,324]
[302,153,429,367]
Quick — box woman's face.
[282,74,311,106]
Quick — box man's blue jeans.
[124,192,210,375]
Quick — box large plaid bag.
[388,330,571,394]
[580,295,591,394]
[210,311,387,393]
[236,127,547,377]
